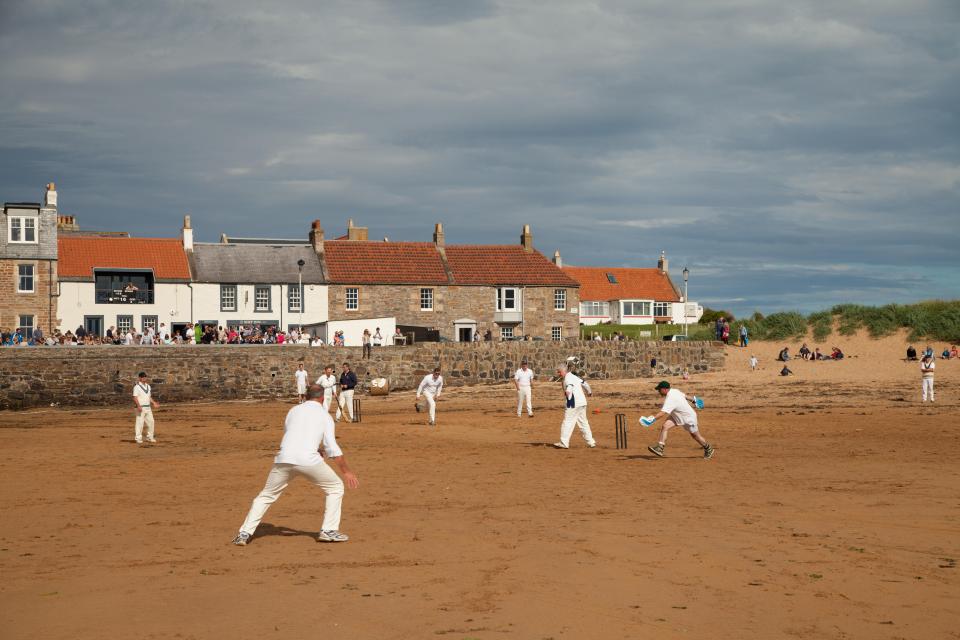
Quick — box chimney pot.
[553,249,562,268]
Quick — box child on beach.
[749,355,758,371]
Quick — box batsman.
[641,381,715,459]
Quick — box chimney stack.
[346,218,368,241]
[44,182,58,209]
[433,222,445,248]
[657,250,668,274]
[182,215,194,252]
[553,249,562,268]
[309,220,325,254]
[521,224,533,252]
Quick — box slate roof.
[189,243,325,283]
[58,237,192,281]
[445,245,580,286]
[324,241,449,284]
[562,266,680,302]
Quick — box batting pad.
[639,416,656,427]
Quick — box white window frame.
[220,284,237,312]
[580,301,610,317]
[653,302,671,317]
[17,264,35,293]
[554,289,566,311]
[420,288,434,311]
[254,285,271,312]
[345,287,359,311]
[8,216,38,244]
[551,326,562,341]
[500,326,514,339]
[18,314,35,334]
[496,287,518,311]
[623,301,652,316]
[288,284,303,313]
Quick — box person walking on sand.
[132,371,159,444]
[317,365,338,411]
[553,362,597,449]
[514,360,535,417]
[749,355,758,371]
[295,363,309,404]
[739,323,748,347]
[416,367,444,426]
[643,381,714,459]
[232,384,360,546]
[921,354,935,402]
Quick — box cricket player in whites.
[643,380,715,459]
[132,371,159,444]
[294,363,309,404]
[232,384,360,545]
[553,362,597,449]
[317,365,338,411]
[416,367,444,426]
[514,360,535,417]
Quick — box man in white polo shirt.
[294,363,309,404]
[416,367,444,426]
[232,384,360,545]
[316,365,338,412]
[644,381,714,459]
[553,362,596,449]
[514,360,535,417]
[132,371,159,444]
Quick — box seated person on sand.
[951,345,958,359]
[798,343,811,360]
[831,347,844,360]
[942,347,952,360]
[906,345,918,361]
[777,347,790,362]
[780,365,794,376]
[814,347,824,360]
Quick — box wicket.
[352,398,362,423]
[615,413,628,449]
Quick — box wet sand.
[1,332,958,639]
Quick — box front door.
[84,315,104,338]
[458,327,473,342]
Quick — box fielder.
[553,362,596,449]
[232,384,360,546]
[921,354,935,402]
[416,367,444,426]
[132,371,159,444]
[295,363,309,404]
[642,381,714,459]
[317,365,338,412]
[335,362,358,422]
[514,360,535,417]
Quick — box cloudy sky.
[1,0,957,315]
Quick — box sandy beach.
[1,331,957,639]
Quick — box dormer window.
[9,216,38,243]
[606,273,617,284]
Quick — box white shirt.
[372,332,383,346]
[661,388,697,426]
[514,368,535,388]
[418,374,443,396]
[921,360,935,378]
[133,382,152,407]
[563,372,588,408]
[317,373,338,397]
[295,369,309,385]
[274,401,342,466]
[749,357,758,367]
[124,332,134,345]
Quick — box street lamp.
[682,266,690,337]
[297,258,305,334]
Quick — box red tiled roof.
[562,266,680,302]
[58,237,191,280]
[324,241,449,284]
[446,246,580,286]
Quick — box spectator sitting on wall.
[484,329,493,342]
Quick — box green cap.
[655,380,670,390]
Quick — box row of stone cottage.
[2,183,699,344]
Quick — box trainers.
[135,439,143,444]
[232,532,251,546]
[552,442,569,449]
[429,420,435,426]
[703,444,715,459]
[317,530,349,543]
[648,443,665,457]
[146,437,157,443]
[587,442,597,448]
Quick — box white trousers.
[336,389,354,421]
[134,408,154,441]
[559,406,595,447]
[423,391,437,422]
[323,391,335,412]
[517,387,533,416]
[922,378,935,401]
[239,462,344,535]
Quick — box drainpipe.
[279,284,283,331]
[187,282,194,323]
[48,259,60,333]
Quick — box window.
[496,287,517,311]
[141,315,158,332]
[18,315,34,335]
[94,270,154,304]
[552,326,562,341]
[654,302,671,317]
[9,217,37,243]
[288,284,303,313]
[623,301,651,316]
[220,285,237,312]
[17,264,34,293]
[606,273,617,284]
[554,289,566,311]
[500,326,514,339]
[117,315,133,333]
[580,301,610,317]
[420,288,433,311]
[254,285,271,312]
[345,287,359,310]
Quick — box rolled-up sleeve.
[321,424,343,459]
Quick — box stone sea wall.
[0,340,724,410]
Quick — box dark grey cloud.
[1,0,958,316]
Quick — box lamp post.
[297,259,305,334]
[682,266,689,337]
